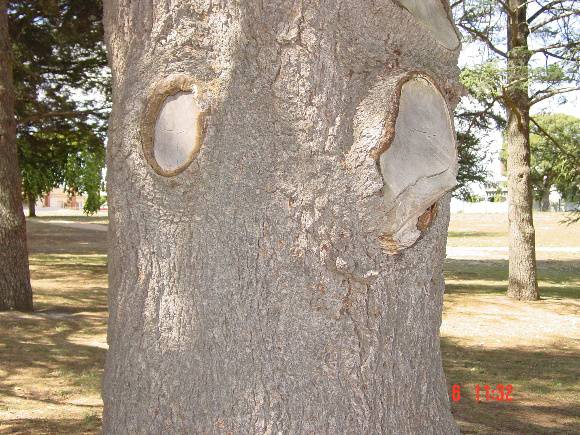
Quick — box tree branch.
[531,40,580,53]
[460,95,504,135]
[529,9,579,32]
[529,116,578,162]
[527,0,569,23]
[530,86,580,105]
[450,0,463,9]
[534,49,579,61]
[457,23,508,57]
[497,0,510,12]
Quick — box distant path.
[448,246,580,258]
[41,220,107,232]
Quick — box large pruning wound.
[141,75,207,177]
[395,0,459,50]
[153,91,202,173]
[379,76,457,253]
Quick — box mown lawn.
[444,212,580,433]
[0,212,578,433]
[0,219,107,434]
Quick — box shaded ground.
[0,219,107,434]
[0,213,578,433]
[444,212,580,433]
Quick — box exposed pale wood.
[153,91,203,173]
[379,76,457,253]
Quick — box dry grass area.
[0,212,578,434]
[448,212,580,248]
[0,220,107,434]
[444,212,580,433]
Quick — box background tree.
[454,131,491,200]
[0,0,32,311]
[529,113,580,209]
[453,62,506,200]
[500,114,579,210]
[453,0,579,300]
[8,0,109,216]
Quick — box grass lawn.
[0,212,578,433]
[444,212,580,433]
[0,219,107,434]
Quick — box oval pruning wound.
[396,0,459,50]
[379,75,457,253]
[153,91,203,174]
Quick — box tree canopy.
[8,0,110,214]
[530,113,580,206]
[453,0,579,124]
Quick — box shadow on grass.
[0,219,107,433]
[0,312,106,432]
[0,415,101,434]
[442,338,580,434]
[445,258,580,300]
[26,220,107,255]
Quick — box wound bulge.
[379,75,457,253]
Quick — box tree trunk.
[27,194,36,217]
[505,0,539,301]
[0,0,33,312]
[102,1,462,432]
[540,188,550,212]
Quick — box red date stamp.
[451,384,514,402]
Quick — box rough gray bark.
[505,0,539,301]
[103,1,462,432]
[0,0,33,312]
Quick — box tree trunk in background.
[103,1,462,432]
[0,0,33,312]
[540,189,550,212]
[505,0,539,301]
[27,195,36,217]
